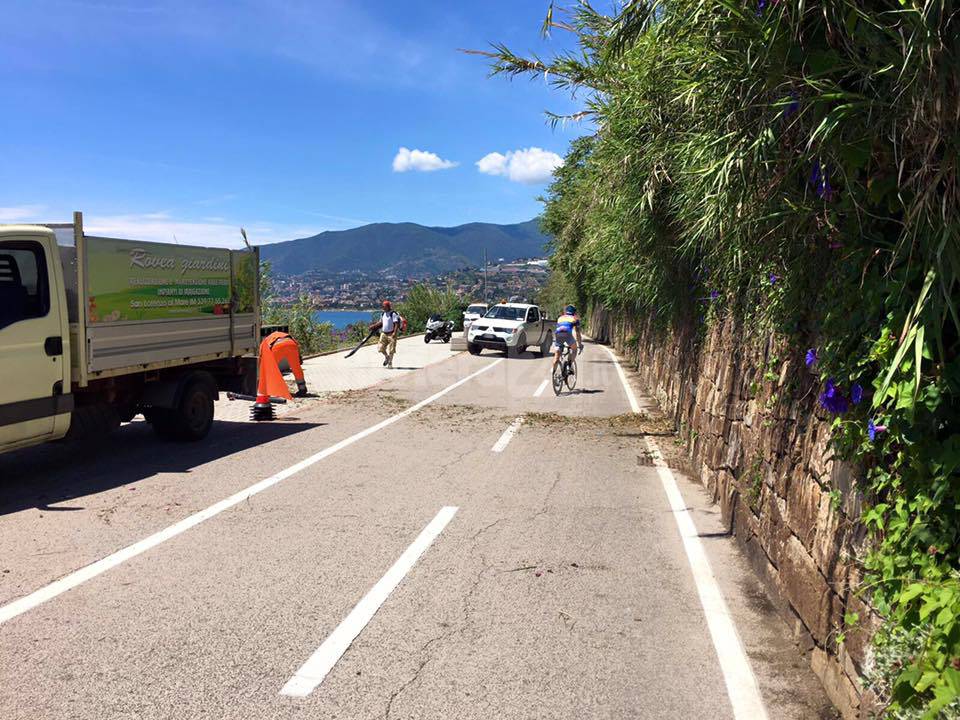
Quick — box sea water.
[311,310,376,329]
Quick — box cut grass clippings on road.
[522,411,672,437]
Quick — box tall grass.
[483,1,959,715]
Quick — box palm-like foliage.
[482,1,959,715]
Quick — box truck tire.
[65,404,121,441]
[537,333,553,357]
[146,408,179,440]
[149,380,215,441]
[173,380,216,440]
[468,343,481,355]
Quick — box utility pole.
[483,248,488,303]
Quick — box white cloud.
[476,152,507,176]
[476,147,563,184]
[0,205,47,222]
[392,147,458,173]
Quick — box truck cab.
[0,226,73,452]
[1,214,260,457]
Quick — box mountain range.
[259,219,550,276]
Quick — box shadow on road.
[0,419,321,518]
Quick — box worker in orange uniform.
[259,331,308,399]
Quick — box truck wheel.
[468,343,481,355]
[538,334,553,357]
[149,381,215,441]
[65,404,121,441]
[173,381,216,441]
[146,408,180,440]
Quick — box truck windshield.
[484,306,524,321]
[466,305,486,314]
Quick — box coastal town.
[267,257,550,309]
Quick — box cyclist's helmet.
[564,305,577,315]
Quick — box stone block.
[733,495,759,539]
[858,689,881,719]
[724,430,744,473]
[779,534,833,643]
[811,647,861,720]
[843,593,881,673]
[718,473,738,528]
[812,492,845,582]
[758,488,791,568]
[785,475,823,550]
[808,427,834,479]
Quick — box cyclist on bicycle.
[552,305,583,374]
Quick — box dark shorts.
[552,333,577,351]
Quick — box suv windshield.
[484,306,524,321]
[466,305,486,314]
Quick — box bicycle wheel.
[552,360,565,395]
[565,358,578,391]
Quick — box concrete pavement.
[0,342,835,719]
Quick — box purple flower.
[818,378,850,414]
[710,290,719,301]
[769,273,779,285]
[867,419,887,442]
[805,348,818,367]
[851,383,864,405]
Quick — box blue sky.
[0,0,588,246]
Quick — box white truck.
[466,302,555,357]
[0,212,260,455]
[462,302,488,327]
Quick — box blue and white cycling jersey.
[555,313,580,336]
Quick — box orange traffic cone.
[250,392,275,421]
[252,334,296,421]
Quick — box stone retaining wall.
[591,306,880,719]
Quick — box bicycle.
[552,344,578,395]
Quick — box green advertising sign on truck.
[85,236,233,323]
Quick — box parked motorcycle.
[424,315,454,343]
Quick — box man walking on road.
[376,300,401,368]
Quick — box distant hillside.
[259,219,550,276]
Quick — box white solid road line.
[604,346,768,720]
[280,505,459,698]
[491,417,524,453]
[602,344,641,414]
[0,360,504,627]
[533,378,549,397]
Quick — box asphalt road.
[0,342,835,719]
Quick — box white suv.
[462,303,489,329]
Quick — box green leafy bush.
[485,2,959,715]
[259,261,336,355]
[397,283,465,333]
